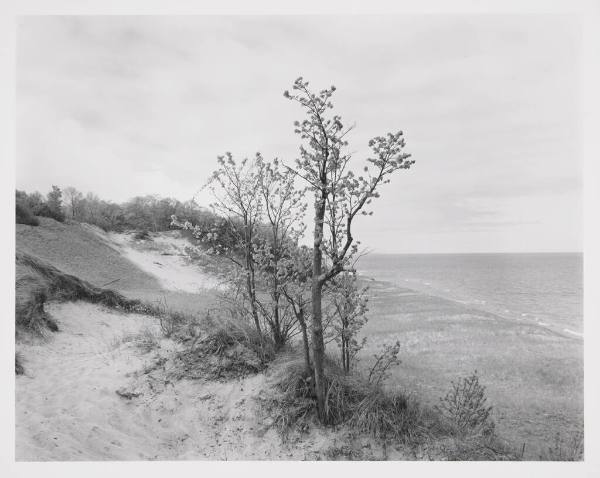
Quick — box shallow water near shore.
[357,252,583,336]
[355,252,583,459]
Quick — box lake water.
[356,253,583,337]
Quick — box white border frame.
[1,2,598,477]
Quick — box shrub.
[435,371,495,437]
[158,310,186,338]
[260,353,316,436]
[134,230,151,241]
[348,387,422,442]
[263,351,424,442]
[16,202,39,226]
[120,327,160,354]
[150,298,199,340]
[367,340,401,386]
[171,314,275,381]
[35,203,65,222]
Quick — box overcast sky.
[16,15,582,253]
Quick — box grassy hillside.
[359,279,584,459]
[17,218,160,292]
[16,218,214,315]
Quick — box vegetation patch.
[116,327,160,354]
[262,352,424,442]
[434,371,495,437]
[262,353,519,460]
[171,315,275,381]
[16,202,40,226]
[133,230,151,241]
[15,251,154,335]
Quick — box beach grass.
[359,279,583,459]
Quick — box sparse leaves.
[367,340,401,386]
[328,272,369,373]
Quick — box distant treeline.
[15,186,217,232]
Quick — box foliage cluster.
[16,186,220,233]
[263,352,424,442]
[170,78,414,402]
[16,187,65,224]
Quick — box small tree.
[284,77,414,421]
[42,185,65,222]
[15,190,39,226]
[26,191,45,215]
[368,340,401,386]
[280,245,314,374]
[435,371,495,436]
[254,156,307,348]
[173,153,268,345]
[329,271,369,374]
[63,186,83,219]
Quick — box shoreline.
[356,273,583,341]
[355,272,583,459]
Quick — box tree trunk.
[243,224,262,338]
[270,306,285,349]
[298,307,312,375]
[311,193,327,421]
[246,271,262,335]
[272,289,284,349]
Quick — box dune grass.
[260,350,517,460]
[359,278,584,459]
[15,251,153,336]
[16,217,217,320]
[169,311,276,381]
[17,218,162,293]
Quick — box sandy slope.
[106,231,222,293]
[15,302,338,461]
[15,223,401,461]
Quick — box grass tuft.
[171,313,275,381]
[15,252,156,335]
[263,351,425,443]
[133,230,151,241]
[261,351,520,460]
[116,327,160,354]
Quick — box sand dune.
[15,227,304,460]
[107,231,222,293]
[15,301,336,460]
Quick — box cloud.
[16,15,582,252]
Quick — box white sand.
[103,230,222,293]
[16,301,336,460]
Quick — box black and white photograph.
[2,1,600,473]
